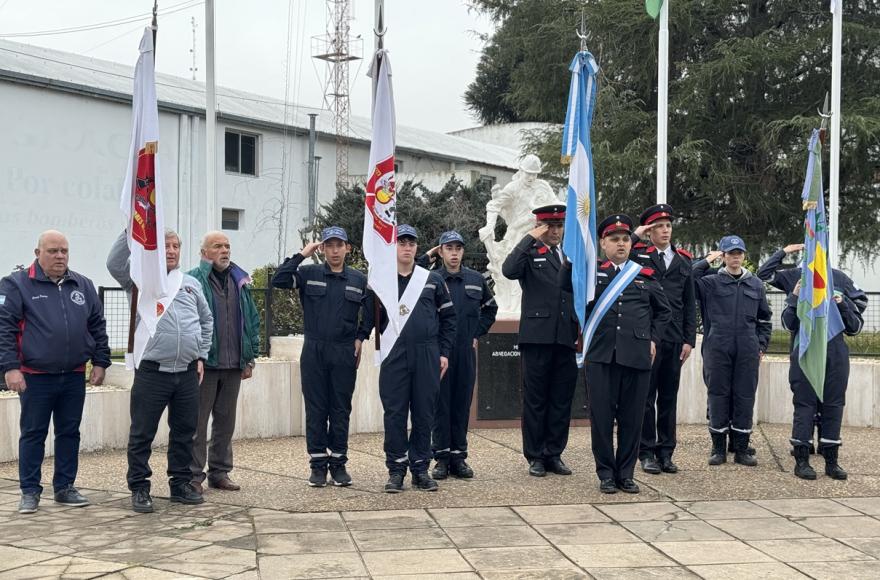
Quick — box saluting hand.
[440,356,449,379]
[528,224,549,240]
[705,250,723,264]
[783,243,805,254]
[426,245,441,260]
[634,223,658,238]
[301,242,322,258]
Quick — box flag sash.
[580,261,641,366]
[378,266,430,362]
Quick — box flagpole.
[205,0,217,230]
[655,0,669,203]
[371,0,386,354]
[828,1,842,265]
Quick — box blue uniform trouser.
[301,339,358,468]
[790,338,848,449]
[380,340,440,475]
[705,334,760,434]
[19,372,86,495]
[432,343,476,464]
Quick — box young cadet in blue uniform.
[630,204,696,476]
[573,214,671,494]
[693,236,772,467]
[759,244,867,480]
[271,226,374,487]
[502,204,579,478]
[419,231,497,479]
[378,224,457,493]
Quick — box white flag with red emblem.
[363,49,399,364]
[119,28,168,367]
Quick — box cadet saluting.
[694,236,772,467]
[502,204,579,478]
[420,231,497,480]
[574,214,671,494]
[271,227,374,488]
[377,225,457,493]
[630,204,696,476]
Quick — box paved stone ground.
[1,424,879,578]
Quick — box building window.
[225,130,258,176]
[222,208,242,231]
[394,160,404,174]
[477,174,496,192]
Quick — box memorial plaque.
[473,321,589,426]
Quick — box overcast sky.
[0,0,494,133]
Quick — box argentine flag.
[561,50,600,366]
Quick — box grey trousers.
[191,368,242,484]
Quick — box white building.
[0,40,519,287]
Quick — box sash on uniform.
[126,269,183,370]
[578,260,641,367]
[378,266,430,363]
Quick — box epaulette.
[676,247,693,259]
[633,241,648,249]
[640,267,656,278]
[600,260,613,270]
[647,246,657,253]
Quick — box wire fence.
[96,275,880,360]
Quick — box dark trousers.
[587,358,651,481]
[19,372,86,494]
[520,343,578,463]
[432,343,476,464]
[705,335,760,434]
[790,338,849,449]
[192,368,242,484]
[127,361,199,491]
[640,340,683,460]
[301,339,358,468]
[379,341,440,475]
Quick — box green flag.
[646,0,664,19]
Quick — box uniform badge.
[399,304,410,316]
[70,290,86,306]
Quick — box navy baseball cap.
[397,224,418,239]
[439,230,465,245]
[719,235,747,252]
[321,226,348,243]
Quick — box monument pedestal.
[470,318,589,429]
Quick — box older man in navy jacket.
[0,230,111,514]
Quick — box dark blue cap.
[397,224,418,239]
[321,226,348,242]
[719,235,747,252]
[598,213,634,238]
[639,203,675,226]
[439,230,465,245]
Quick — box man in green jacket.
[188,231,261,493]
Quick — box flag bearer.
[271,227,374,488]
[573,214,671,494]
[630,204,696,476]
[693,236,772,467]
[759,245,867,480]
[421,231,497,479]
[502,204,579,478]
[377,225,457,493]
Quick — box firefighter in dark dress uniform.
[502,204,579,478]
[420,231,497,479]
[576,214,671,494]
[271,227,374,487]
[630,204,696,476]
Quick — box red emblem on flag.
[132,142,158,250]
[156,303,165,317]
[366,156,396,244]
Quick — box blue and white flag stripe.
[561,50,600,359]
[579,260,642,365]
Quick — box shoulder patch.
[676,247,693,259]
[601,260,613,270]
[640,267,656,278]
[647,246,657,253]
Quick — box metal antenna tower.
[312,0,362,187]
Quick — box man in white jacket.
[107,229,213,513]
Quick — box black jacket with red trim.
[0,262,111,374]
[630,238,697,347]
[582,260,672,371]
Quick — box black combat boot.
[793,446,816,480]
[708,433,727,466]
[431,460,449,480]
[733,432,758,467]
[821,446,848,480]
